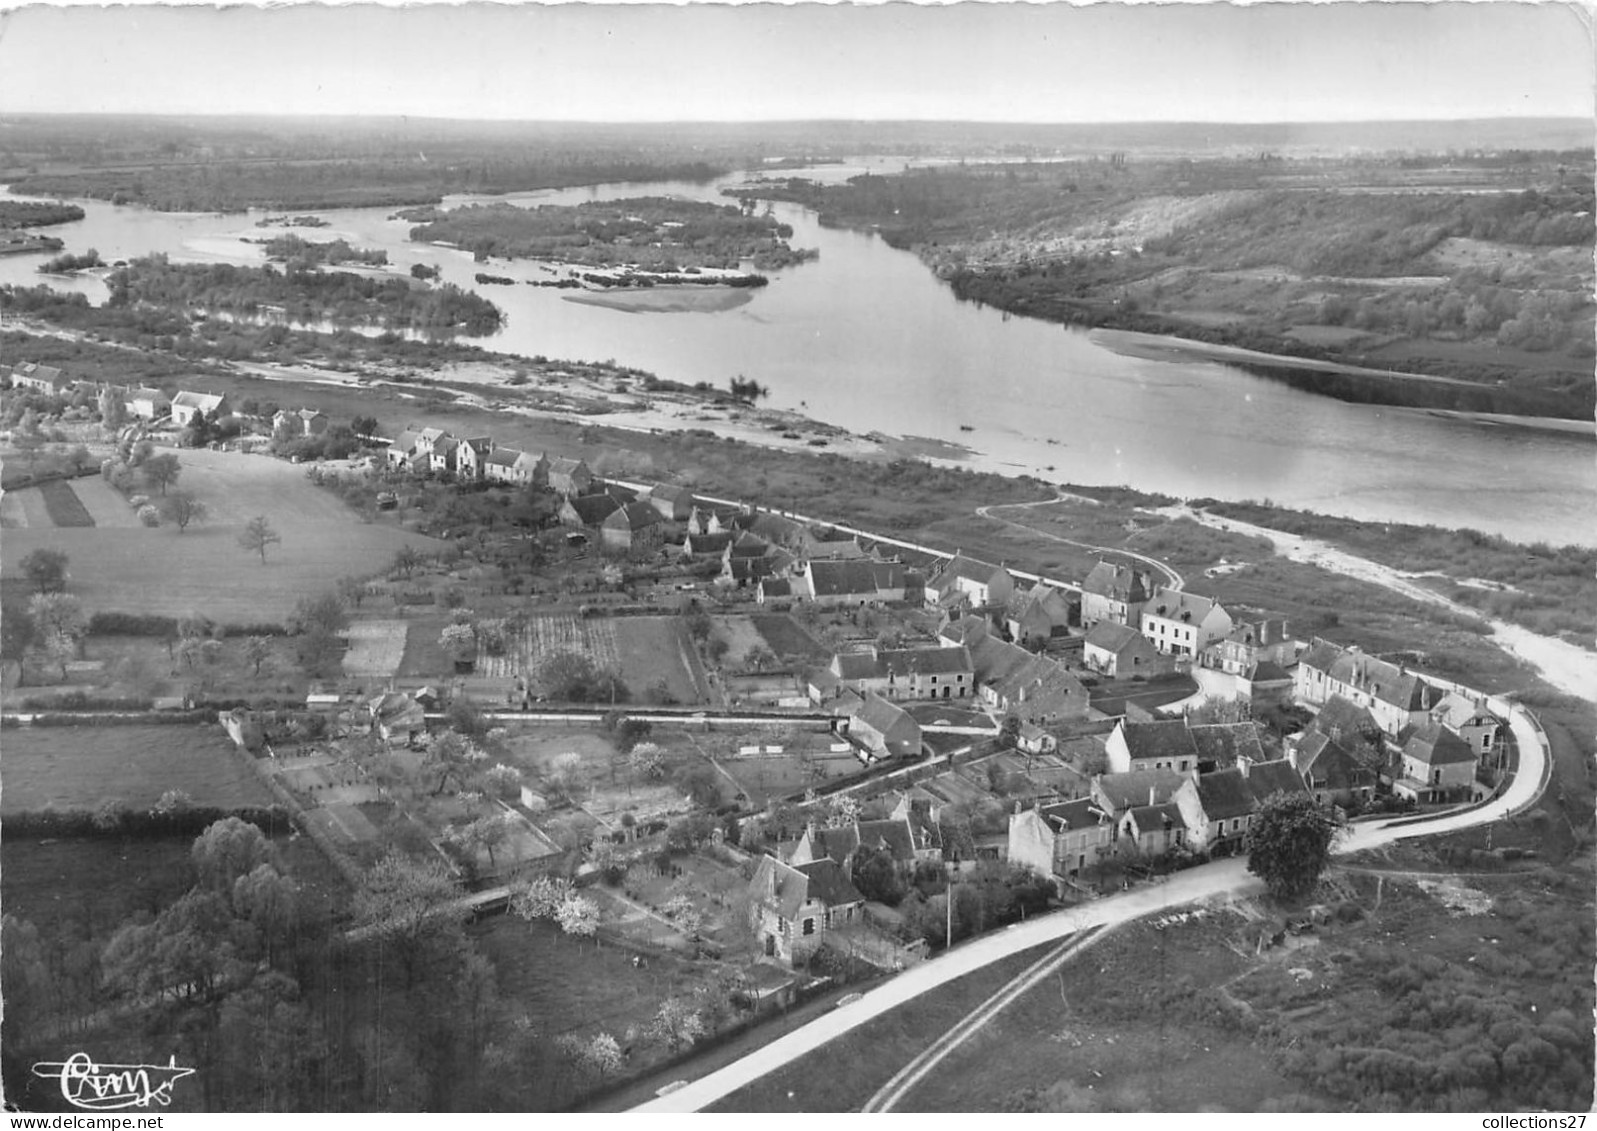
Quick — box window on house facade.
[802,918,815,936]
[778,917,788,934]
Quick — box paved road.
[634,713,1549,1113]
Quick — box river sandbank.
[561,286,755,315]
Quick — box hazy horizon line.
[4,110,1592,128]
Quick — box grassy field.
[343,619,409,678]
[0,449,447,621]
[1,723,276,814]
[38,479,95,527]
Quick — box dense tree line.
[259,234,389,269]
[0,200,86,228]
[408,197,817,272]
[106,255,502,336]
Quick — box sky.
[0,1,1590,123]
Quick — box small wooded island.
[402,196,819,282]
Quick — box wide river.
[4,162,1592,547]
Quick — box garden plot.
[343,619,409,678]
[68,477,146,528]
[481,615,707,705]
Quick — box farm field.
[0,448,447,621]
[750,614,831,663]
[1,723,276,814]
[483,615,708,705]
[37,479,95,527]
[343,619,409,678]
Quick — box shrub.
[137,503,160,527]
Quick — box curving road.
[633,696,1548,1113]
[976,497,1185,590]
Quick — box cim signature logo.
[32,1052,196,1110]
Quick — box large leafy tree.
[1245,792,1345,901]
[20,548,68,594]
[238,514,282,564]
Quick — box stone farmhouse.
[1079,561,1153,629]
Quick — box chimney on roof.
[1149,786,1156,806]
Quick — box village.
[2,355,1522,1007]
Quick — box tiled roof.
[1247,659,1292,682]
[1195,767,1256,821]
[1093,769,1190,813]
[1144,587,1220,624]
[929,553,1004,589]
[856,818,918,862]
[1189,723,1266,766]
[565,495,620,525]
[1118,720,1199,765]
[1299,639,1439,713]
[794,859,865,909]
[1125,802,1185,837]
[1246,760,1310,802]
[1082,561,1149,602]
[1085,621,1148,655]
[760,578,794,599]
[1403,722,1477,767]
[809,559,892,597]
[603,502,662,531]
[485,447,525,467]
[1310,695,1381,741]
[851,691,917,742]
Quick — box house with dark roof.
[1295,638,1443,736]
[1188,722,1268,770]
[1395,722,1478,802]
[1106,718,1199,774]
[827,644,975,701]
[722,554,776,590]
[558,493,621,529]
[791,815,939,874]
[1090,768,1194,822]
[681,530,733,559]
[1008,798,1115,885]
[600,502,666,554]
[1173,759,1310,853]
[1080,561,1153,629]
[1119,802,1188,857]
[1083,621,1163,678]
[945,617,1089,724]
[1290,730,1380,806]
[546,456,594,497]
[1140,587,1233,659]
[844,691,922,760]
[748,855,866,965]
[1238,658,1295,709]
[1004,583,1076,647]
[924,553,1014,610]
[796,558,906,608]
[645,484,695,521]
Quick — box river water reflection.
[2,164,1591,547]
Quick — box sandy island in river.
[561,286,756,315]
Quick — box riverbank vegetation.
[733,153,1594,419]
[0,201,85,228]
[37,249,103,274]
[1197,501,1597,647]
[257,234,388,269]
[106,255,502,336]
[406,197,817,272]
